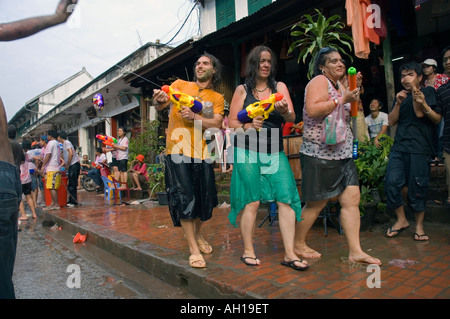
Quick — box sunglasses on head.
[319,47,331,54]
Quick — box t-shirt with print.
[301,75,353,160]
[365,112,389,139]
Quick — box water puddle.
[387,259,419,268]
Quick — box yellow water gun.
[161,85,203,113]
[237,93,284,123]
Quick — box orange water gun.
[161,85,203,113]
[348,67,358,159]
[237,92,284,123]
[96,134,117,147]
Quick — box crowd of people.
[10,45,450,273]
[1,0,449,300]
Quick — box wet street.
[11,189,450,299]
[13,215,195,299]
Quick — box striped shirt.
[436,81,450,153]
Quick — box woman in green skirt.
[227,46,308,271]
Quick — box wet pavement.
[38,189,450,299]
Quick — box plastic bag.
[321,101,347,145]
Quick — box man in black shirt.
[385,62,441,241]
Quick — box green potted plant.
[288,9,354,79]
[128,120,162,165]
[354,134,393,230]
[129,119,168,203]
[147,163,167,204]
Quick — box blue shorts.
[385,151,431,213]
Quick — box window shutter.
[248,0,272,15]
[216,0,236,29]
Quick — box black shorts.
[165,155,218,227]
[300,154,359,202]
[117,159,128,172]
[110,158,118,167]
[22,182,32,196]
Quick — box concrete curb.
[40,208,259,299]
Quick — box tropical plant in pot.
[129,119,167,202]
[288,9,353,80]
[147,163,166,199]
[354,134,393,227]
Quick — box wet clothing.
[385,151,431,212]
[228,148,302,227]
[300,76,356,202]
[0,160,21,299]
[300,154,359,202]
[391,86,438,156]
[164,80,224,227]
[232,84,284,154]
[385,86,438,212]
[166,79,224,160]
[165,155,218,227]
[229,83,302,226]
[301,76,353,160]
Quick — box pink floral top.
[300,75,353,160]
[425,73,449,90]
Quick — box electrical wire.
[163,1,198,46]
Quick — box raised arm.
[0,0,78,41]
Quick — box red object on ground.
[73,232,87,243]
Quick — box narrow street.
[13,213,195,299]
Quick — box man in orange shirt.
[152,53,224,268]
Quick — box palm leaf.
[289,9,354,78]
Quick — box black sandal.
[281,260,309,271]
[240,256,260,266]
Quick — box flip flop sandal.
[414,233,429,241]
[189,254,206,268]
[281,260,310,271]
[240,256,260,266]
[385,226,409,238]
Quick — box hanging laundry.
[346,0,386,59]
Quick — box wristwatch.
[333,98,339,107]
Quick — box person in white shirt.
[58,131,80,207]
[19,142,37,220]
[87,148,107,191]
[365,98,389,147]
[42,130,62,211]
[112,127,129,189]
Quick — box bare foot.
[295,245,321,259]
[349,252,381,265]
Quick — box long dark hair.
[245,45,277,93]
[193,52,223,90]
